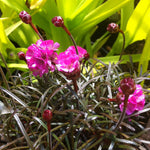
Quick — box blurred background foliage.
[0,0,150,73]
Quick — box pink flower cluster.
[118,84,145,115]
[25,40,89,79]
[25,39,59,77]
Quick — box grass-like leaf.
[14,113,34,149]
[0,86,31,111]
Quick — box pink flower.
[56,45,88,80]
[56,51,80,80]
[26,39,59,77]
[119,84,145,115]
[65,46,89,61]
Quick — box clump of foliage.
[0,55,150,149]
[1,0,150,150]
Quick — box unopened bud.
[19,11,32,24]
[18,51,26,62]
[116,92,125,103]
[51,16,64,27]
[120,77,136,95]
[42,109,53,122]
[84,53,90,61]
[107,23,119,33]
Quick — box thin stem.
[70,112,74,150]
[48,131,52,150]
[72,79,78,93]
[118,29,125,61]
[72,79,79,109]
[113,94,129,131]
[47,122,52,150]
[0,65,10,90]
[30,23,44,40]
[62,25,79,55]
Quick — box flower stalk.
[113,94,129,131]
[19,11,44,40]
[52,16,78,55]
[107,23,125,61]
[113,77,136,131]
[43,110,53,150]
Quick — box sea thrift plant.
[119,84,145,115]
[25,39,59,77]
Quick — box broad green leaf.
[0,19,15,58]
[72,0,131,35]
[0,0,28,11]
[7,63,28,69]
[9,23,39,47]
[91,33,110,57]
[30,0,47,10]
[125,0,150,45]
[110,0,150,55]
[98,54,142,64]
[5,20,22,36]
[138,30,150,74]
[56,0,79,18]
[67,0,101,30]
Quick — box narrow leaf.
[14,113,34,149]
[0,86,31,111]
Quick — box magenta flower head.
[19,11,32,24]
[120,77,136,95]
[26,39,59,77]
[65,46,90,61]
[43,109,53,122]
[119,84,145,115]
[107,23,119,33]
[18,51,26,62]
[56,51,80,80]
[51,16,64,27]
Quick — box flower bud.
[42,109,53,122]
[120,77,136,95]
[51,16,64,27]
[116,92,125,103]
[19,11,32,24]
[18,51,26,62]
[83,53,90,61]
[107,23,119,33]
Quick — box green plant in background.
[109,0,150,73]
[0,0,138,69]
